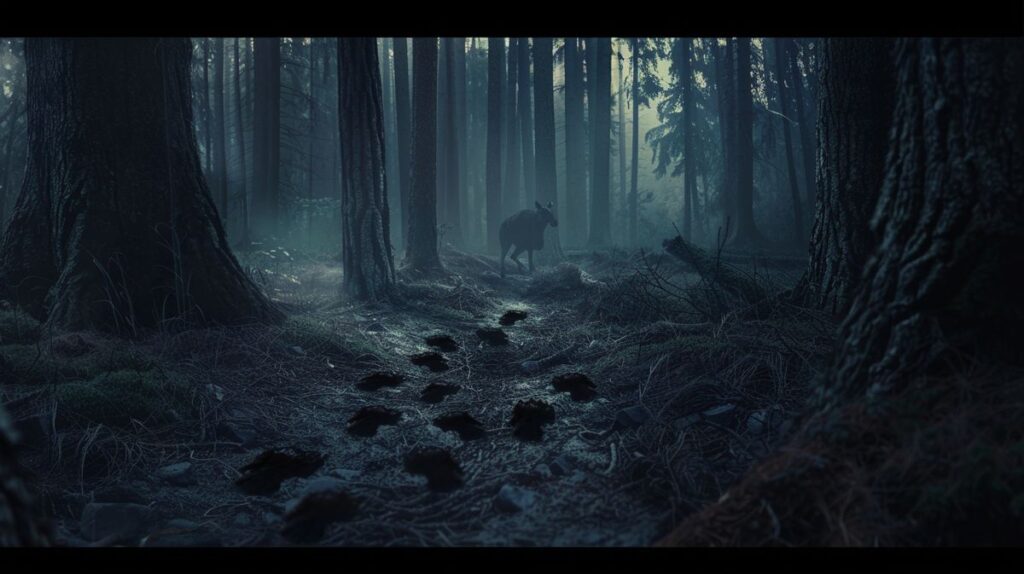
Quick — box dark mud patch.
[420,382,461,404]
[356,371,404,391]
[476,327,509,346]
[551,373,598,402]
[432,412,486,441]
[347,406,402,437]
[510,399,556,442]
[235,449,325,496]
[410,351,449,372]
[499,310,529,326]
[404,447,463,492]
[424,334,459,352]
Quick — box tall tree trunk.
[587,38,612,248]
[564,37,587,248]
[307,39,318,247]
[714,39,737,230]
[680,38,696,242]
[0,38,280,332]
[617,40,627,241]
[504,38,521,217]
[802,39,895,315]
[202,39,211,174]
[629,38,639,247]
[213,38,228,222]
[338,38,396,300]
[774,38,805,245]
[392,37,412,252]
[253,38,281,239]
[517,38,535,210]
[233,38,250,247]
[405,38,443,272]
[731,37,760,247]
[379,38,400,250]
[486,38,504,254]
[533,37,560,258]
[789,39,816,213]
[443,38,463,248]
[454,38,468,246]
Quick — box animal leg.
[528,250,534,273]
[510,246,525,274]
[500,241,511,278]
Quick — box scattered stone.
[476,327,509,346]
[232,513,252,527]
[410,351,449,372]
[510,399,555,441]
[550,455,573,477]
[79,502,157,542]
[494,484,536,513]
[520,360,541,374]
[420,382,460,404]
[346,406,402,437]
[288,345,306,356]
[533,464,552,479]
[425,334,459,352]
[702,403,738,427]
[155,462,196,486]
[235,448,325,496]
[613,406,651,430]
[282,489,359,543]
[356,371,404,391]
[551,373,598,401]
[433,412,486,441]
[746,411,768,435]
[499,310,529,326]
[404,447,463,492]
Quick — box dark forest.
[0,29,1022,553]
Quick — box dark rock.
[551,373,598,401]
[702,403,738,427]
[235,448,325,496]
[550,455,573,477]
[613,406,651,430]
[356,371,404,391]
[281,488,358,543]
[495,484,536,513]
[155,462,196,486]
[432,412,486,441]
[499,310,529,326]
[476,327,509,346]
[365,322,387,333]
[346,406,401,437]
[420,382,460,404]
[79,502,157,542]
[404,447,463,492]
[410,351,449,372]
[288,345,306,356]
[510,399,555,441]
[425,334,459,352]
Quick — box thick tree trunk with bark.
[233,38,250,247]
[587,38,612,248]
[486,38,504,254]
[213,38,228,220]
[789,39,816,210]
[0,38,280,333]
[564,38,587,248]
[393,38,412,252]
[801,39,895,316]
[504,39,522,215]
[338,38,396,300]
[443,38,463,248]
[680,38,696,242]
[714,40,737,229]
[405,38,443,272]
[0,405,49,546]
[628,39,640,248]
[532,37,561,259]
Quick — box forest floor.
[0,243,834,547]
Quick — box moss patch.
[54,368,194,429]
[0,343,156,385]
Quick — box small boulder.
[476,327,509,346]
[495,484,536,513]
[499,310,528,326]
[356,371,404,391]
[346,406,402,437]
[551,373,597,402]
[510,399,555,441]
[432,412,486,441]
[234,448,325,496]
[155,462,196,487]
[425,334,459,352]
[702,403,738,427]
[404,447,463,492]
[410,351,449,372]
[420,382,460,404]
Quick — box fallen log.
[662,235,768,304]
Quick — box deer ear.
[535,201,543,210]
